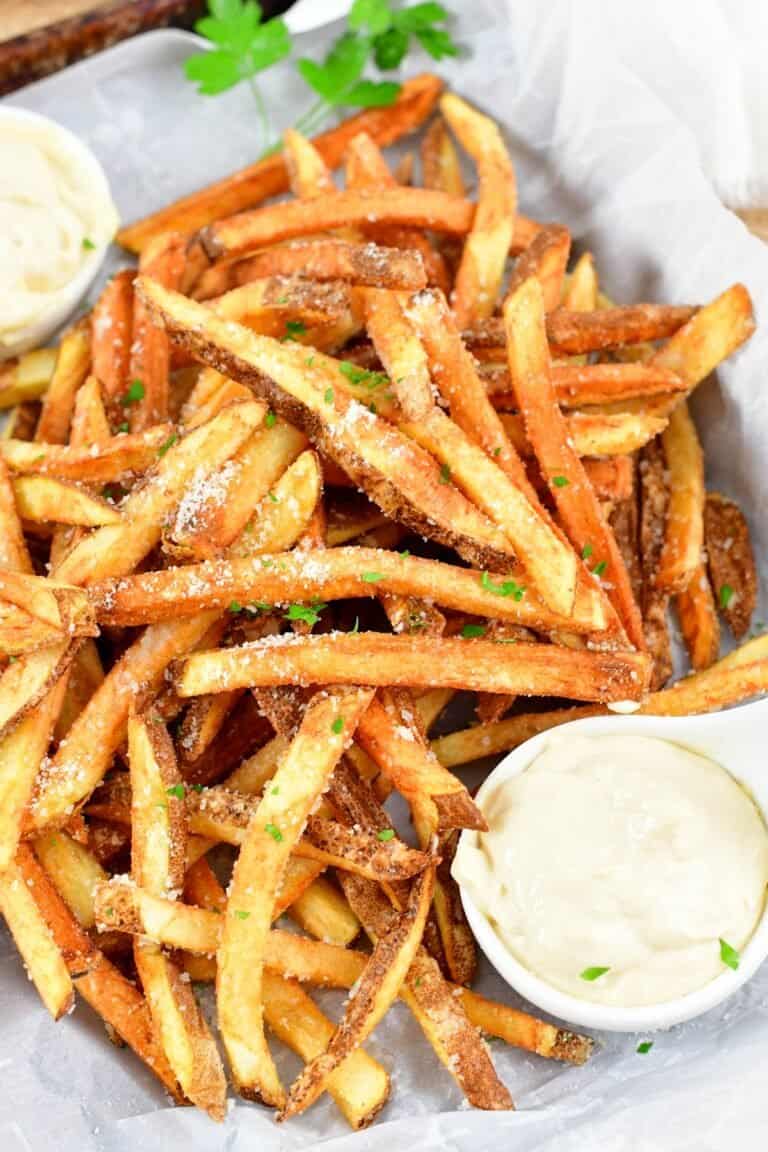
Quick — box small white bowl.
[0,106,117,359]
[455,698,768,1032]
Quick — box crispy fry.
[286,873,361,945]
[91,270,134,426]
[485,361,686,407]
[507,226,571,312]
[176,632,650,701]
[638,438,672,686]
[466,304,697,356]
[441,93,516,325]
[638,640,768,714]
[137,279,520,569]
[562,252,597,311]
[0,347,57,409]
[218,687,373,1104]
[32,830,107,929]
[13,474,122,527]
[1,423,174,481]
[280,864,435,1121]
[431,706,601,768]
[229,449,323,558]
[0,640,73,739]
[0,568,96,635]
[284,127,335,198]
[128,233,185,431]
[0,456,32,572]
[459,987,592,1064]
[35,318,91,445]
[504,279,644,647]
[677,564,720,671]
[421,115,465,197]
[91,545,608,635]
[118,74,444,252]
[499,408,667,458]
[363,289,434,420]
[657,401,704,593]
[704,492,757,638]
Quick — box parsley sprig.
[184,0,460,153]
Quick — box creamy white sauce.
[0,116,119,352]
[453,733,768,1006]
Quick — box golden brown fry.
[0,456,32,572]
[421,115,465,196]
[91,269,134,426]
[280,864,435,1121]
[218,687,373,1105]
[638,438,672,686]
[176,632,650,701]
[431,705,601,768]
[0,640,73,739]
[486,361,687,407]
[286,873,361,945]
[284,127,335,198]
[13,474,122,527]
[118,74,444,251]
[638,641,768,714]
[35,318,91,445]
[677,564,720,671]
[500,409,667,458]
[363,289,434,420]
[562,252,597,311]
[0,347,57,409]
[704,492,757,639]
[129,233,185,431]
[656,401,704,593]
[32,830,107,929]
[1,423,174,481]
[504,279,644,647]
[467,304,698,356]
[91,545,607,635]
[0,568,96,635]
[459,987,592,1064]
[507,226,571,312]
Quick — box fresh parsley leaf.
[117,422,129,433]
[265,409,276,428]
[580,966,610,981]
[552,475,569,488]
[636,1041,654,1054]
[719,584,734,609]
[282,319,307,341]
[284,602,326,627]
[324,387,334,404]
[412,24,460,60]
[719,938,740,971]
[186,1,291,96]
[268,490,279,503]
[349,0,393,37]
[377,828,395,842]
[122,379,145,405]
[298,34,369,105]
[480,571,525,601]
[271,785,279,795]
[593,560,608,578]
[582,543,593,560]
[396,2,450,31]
[233,908,250,920]
[461,623,486,638]
[331,716,344,734]
[344,79,401,107]
[265,822,283,843]
[373,26,408,69]
[399,549,410,558]
[339,361,389,389]
[166,784,185,799]
[157,433,178,457]
[190,783,205,792]
[228,600,243,614]
[82,236,96,250]
[438,462,452,484]
[361,571,385,583]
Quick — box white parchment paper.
[2,2,768,1147]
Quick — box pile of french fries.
[0,72,763,1126]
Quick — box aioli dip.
[453,733,768,1006]
[0,112,119,355]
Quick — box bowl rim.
[456,702,768,1033]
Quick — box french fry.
[32,829,107,929]
[499,408,667,457]
[229,449,323,557]
[704,492,757,638]
[90,545,608,635]
[466,304,698,357]
[35,318,91,445]
[0,456,32,572]
[0,849,74,1019]
[440,93,517,325]
[431,706,601,768]
[286,873,361,945]
[3,401,40,442]
[562,251,597,311]
[129,712,226,1118]
[137,279,520,569]
[656,401,704,593]
[177,690,243,763]
[421,114,465,197]
[637,437,672,686]
[0,674,69,871]
[638,639,768,715]
[176,632,650,701]
[0,640,73,740]
[458,987,592,1064]
[128,233,186,431]
[507,226,571,312]
[0,568,96,635]
[54,401,264,584]
[677,564,720,671]
[118,74,444,252]
[503,279,644,647]
[218,687,373,1105]
[0,347,57,409]
[13,474,122,527]
[1,423,174,482]
[485,361,686,407]
[91,269,134,425]
[363,289,434,420]
[280,864,435,1121]
[284,127,335,198]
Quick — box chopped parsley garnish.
[493,447,502,457]
[265,410,277,428]
[719,938,740,971]
[117,421,129,433]
[271,785,280,795]
[166,784,185,799]
[267,490,279,503]
[636,1041,654,1054]
[580,966,610,981]
[461,623,486,638]
[480,571,525,600]
[305,355,315,367]
[719,584,734,609]
[324,387,334,404]
[7,655,18,663]
[265,823,283,843]
[284,602,326,627]
[190,783,204,792]
[552,475,569,488]
[377,828,395,842]
[228,600,243,614]
[399,549,410,558]
[351,616,360,634]
[122,379,145,405]
[331,716,344,734]
[233,909,250,920]
[438,462,451,484]
[593,560,608,578]
[339,361,389,390]
[582,543,593,560]
[157,433,178,457]
[282,320,307,341]
[361,571,385,583]
[82,236,96,250]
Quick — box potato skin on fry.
[704,492,757,639]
